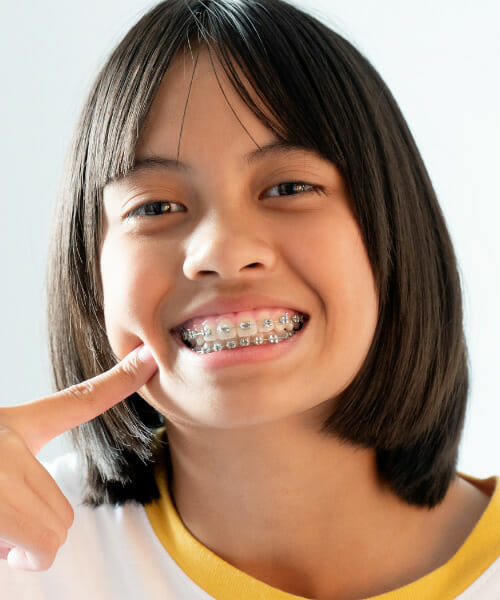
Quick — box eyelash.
[125,201,185,219]
[124,181,322,219]
[264,182,321,197]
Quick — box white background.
[0,1,498,472]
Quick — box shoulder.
[451,473,500,598]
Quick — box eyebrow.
[121,140,316,182]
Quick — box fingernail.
[138,344,155,363]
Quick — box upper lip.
[171,294,310,330]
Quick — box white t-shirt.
[0,453,215,599]
[0,452,499,599]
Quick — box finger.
[22,458,74,530]
[0,539,14,560]
[2,344,157,455]
[8,545,55,572]
[1,482,69,551]
[7,547,35,571]
[0,506,63,571]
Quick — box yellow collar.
[146,431,499,599]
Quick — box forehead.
[134,46,275,164]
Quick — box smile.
[180,311,307,353]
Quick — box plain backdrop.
[0,1,498,472]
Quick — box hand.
[0,344,158,571]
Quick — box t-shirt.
[0,450,499,599]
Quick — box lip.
[170,294,310,331]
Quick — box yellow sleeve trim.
[145,430,500,600]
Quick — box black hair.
[48,0,468,508]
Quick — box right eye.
[125,201,186,219]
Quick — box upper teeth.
[181,312,304,342]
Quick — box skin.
[0,346,158,570]
[101,49,489,599]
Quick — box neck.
[164,414,488,599]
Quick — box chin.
[141,372,303,430]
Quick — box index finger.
[1,345,158,455]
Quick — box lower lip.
[171,320,309,369]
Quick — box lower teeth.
[188,330,298,354]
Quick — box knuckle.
[11,513,62,560]
[35,527,61,556]
[57,526,68,546]
[63,504,75,529]
[38,558,56,571]
[66,381,95,401]
[116,355,140,380]
[14,511,34,534]
[0,429,26,455]
[11,512,30,538]
[0,473,23,502]
[31,550,57,572]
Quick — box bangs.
[100,0,351,188]
[201,5,347,165]
[49,0,468,508]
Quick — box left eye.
[265,182,319,197]
[125,201,186,219]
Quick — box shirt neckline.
[145,431,499,600]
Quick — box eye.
[264,182,322,197]
[125,201,186,220]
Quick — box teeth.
[200,319,217,342]
[180,311,306,353]
[236,313,258,337]
[194,331,296,353]
[257,311,274,333]
[283,315,294,331]
[271,311,286,333]
[216,318,236,340]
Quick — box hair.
[47,0,468,508]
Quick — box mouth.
[172,309,309,354]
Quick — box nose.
[182,211,278,280]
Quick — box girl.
[0,0,498,598]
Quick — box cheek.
[99,236,172,356]
[325,227,379,378]
[331,231,378,324]
[290,209,378,376]
[291,209,377,314]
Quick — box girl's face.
[101,49,379,429]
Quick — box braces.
[180,313,306,353]
[195,329,299,354]
[181,312,305,342]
